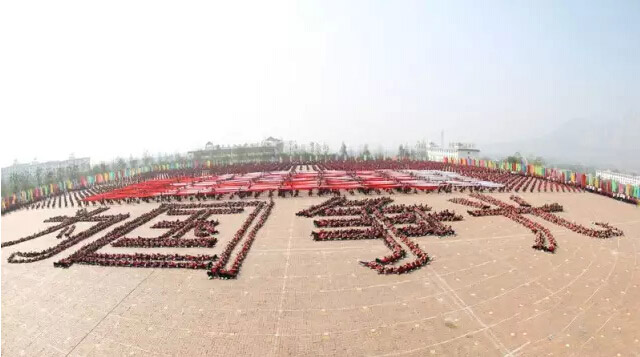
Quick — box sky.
[1,0,639,167]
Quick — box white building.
[427,142,480,162]
[596,170,640,185]
[187,137,284,164]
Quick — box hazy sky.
[1,1,638,167]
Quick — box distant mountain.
[481,118,640,173]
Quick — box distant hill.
[481,118,640,173]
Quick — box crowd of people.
[382,203,431,214]
[420,209,464,222]
[585,186,639,205]
[4,159,587,216]
[194,219,220,237]
[531,207,623,239]
[451,193,624,252]
[313,216,372,228]
[371,230,406,265]
[475,193,621,237]
[87,253,217,262]
[85,189,268,207]
[296,197,345,217]
[111,204,246,248]
[54,201,250,270]
[538,203,563,212]
[208,200,274,279]
[2,157,627,278]
[448,197,490,209]
[213,200,275,279]
[341,197,392,207]
[21,184,130,212]
[312,227,384,241]
[297,196,465,274]
[361,209,431,274]
[1,207,112,249]
[151,220,182,229]
[208,202,266,275]
[55,205,173,268]
[385,212,417,225]
[176,201,260,209]
[56,225,75,238]
[509,195,531,207]
[318,207,365,216]
[1,197,278,276]
[9,212,129,263]
[397,220,454,237]
[314,188,344,197]
[110,237,218,248]
[316,160,581,194]
[507,209,557,252]
[8,156,632,218]
[76,253,216,269]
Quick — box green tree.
[398,145,406,159]
[45,170,55,184]
[1,178,8,196]
[128,155,139,169]
[92,162,107,174]
[506,152,523,164]
[142,150,154,166]
[9,172,21,194]
[322,143,330,160]
[8,171,31,194]
[361,144,371,160]
[34,167,44,186]
[531,156,545,166]
[114,157,127,171]
[339,142,348,160]
[66,164,79,182]
[55,167,65,182]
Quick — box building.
[188,137,284,164]
[1,156,91,181]
[596,170,640,185]
[427,142,480,162]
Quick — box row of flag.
[1,161,204,210]
[444,157,640,200]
